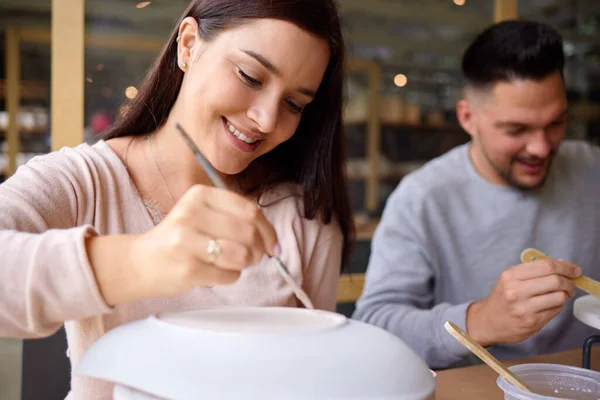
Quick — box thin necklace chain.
[146,134,176,207]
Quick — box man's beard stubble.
[476,132,555,191]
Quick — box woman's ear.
[177,17,200,71]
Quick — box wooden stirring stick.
[444,321,533,392]
[521,248,600,300]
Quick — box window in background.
[0,0,51,183]
[519,0,600,145]
[84,0,182,144]
[340,0,494,216]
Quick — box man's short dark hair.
[462,20,565,89]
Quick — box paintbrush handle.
[444,322,533,392]
[572,275,600,298]
[175,123,228,189]
[271,256,315,309]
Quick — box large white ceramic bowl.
[75,307,436,400]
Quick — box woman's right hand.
[87,184,280,306]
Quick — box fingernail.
[273,243,281,257]
[574,266,582,276]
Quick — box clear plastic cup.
[496,363,600,399]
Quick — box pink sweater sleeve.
[301,217,343,312]
[0,154,112,338]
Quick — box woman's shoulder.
[22,140,124,179]
[258,182,302,210]
[259,182,341,237]
[0,140,134,230]
[4,139,134,212]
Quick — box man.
[353,20,600,369]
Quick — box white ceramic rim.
[152,306,349,336]
[573,294,600,330]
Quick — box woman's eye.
[286,100,304,114]
[238,69,261,87]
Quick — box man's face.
[458,72,568,190]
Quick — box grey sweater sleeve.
[352,179,472,369]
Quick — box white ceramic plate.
[76,306,436,400]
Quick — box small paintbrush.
[175,123,315,309]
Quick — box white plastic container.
[496,363,600,399]
[76,307,436,400]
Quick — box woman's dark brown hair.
[103,0,355,267]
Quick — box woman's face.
[174,18,330,175]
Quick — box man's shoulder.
[559,139,600,164]
[394,143,472,201]
[555,140,600,183]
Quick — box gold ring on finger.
[207,239,221,264]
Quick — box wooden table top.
[434,347,600,400]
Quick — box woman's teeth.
[226,121,257,144]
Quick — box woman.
[0,0,354,398]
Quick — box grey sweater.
[353,140,600,369]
